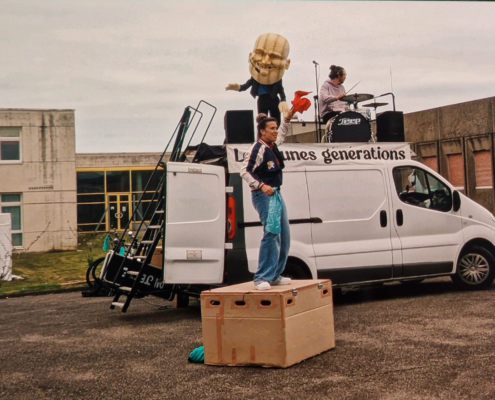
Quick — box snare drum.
[329,111,372,143]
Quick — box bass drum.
[329,111,373,143]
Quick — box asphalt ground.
[1,277,495,400]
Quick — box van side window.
[393,167,452,212]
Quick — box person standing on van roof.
[319,65,349,124]
[240,111,294,290]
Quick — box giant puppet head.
[248,33,290,85]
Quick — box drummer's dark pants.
[257,94,280,125]
[322,111,340,124]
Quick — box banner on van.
[226,142,411,173]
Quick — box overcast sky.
[1,1,494,153]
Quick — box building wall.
[0,109,78,252]
[76,152,164,168]
[404,96,495,212]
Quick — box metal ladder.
[110,181,166,312]
[107,101,217,312]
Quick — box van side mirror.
[453,190,461,212]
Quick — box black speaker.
[376,111,405,142]
[224,110,255,144]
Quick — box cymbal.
[341,93,374,103]
[362,102,389,108]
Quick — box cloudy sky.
[1,1,494,153]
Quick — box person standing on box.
[240,111,294,290]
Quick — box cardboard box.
[150,246,163,268]
[201,279,335,368]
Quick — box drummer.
[319,65,348,124]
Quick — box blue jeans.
[251,189,290,284]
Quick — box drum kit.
[322,93,389,143]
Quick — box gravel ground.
[1,277,495,400]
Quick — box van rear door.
[163,162,226,284]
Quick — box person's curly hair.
[329,65,345,80]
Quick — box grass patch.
[0,233,109,296]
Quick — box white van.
[100,142,495,311]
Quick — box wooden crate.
[201,279,335,368]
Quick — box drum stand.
[362,101,389,143]
[313,95,319,143]
[313,61,321,143]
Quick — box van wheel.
[174,292,189,308]
[451,246,495,290]
[332,288,343,301]
[283,261,311,279]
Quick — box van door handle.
[396,209,404,226]
[380,210,387,227]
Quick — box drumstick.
[345,81,361,94]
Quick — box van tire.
[283,261,311,279]
[174,292,190,308]
[451,246,495,290]
[332,288,343,301]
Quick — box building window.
[76,171,105,232]
[474,150,493,189]
[77,171,105,194]
[447,153,465,190]
[76,168,161,232]
[106,171,130,193]
[131,170,161,192]
[0,127,21,162]
[131,170,162,225]
[0,194,22,247]
[422,156,438,172]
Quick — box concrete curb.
[0,284,87,299]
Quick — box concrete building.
[404,96,495,213]
[0,109,78,252]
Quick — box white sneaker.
[255,281,271,290]
[277,277,292,285]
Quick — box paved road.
[1,278,495,400]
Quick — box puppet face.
[248,33,290,85]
